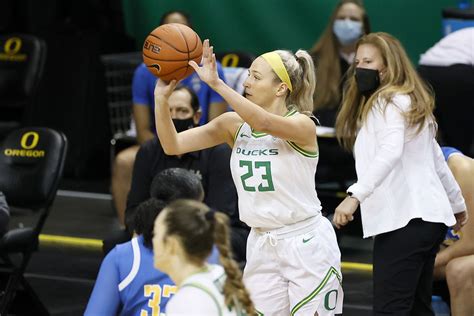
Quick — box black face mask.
[172,118,195,133]
[355,68,380,96]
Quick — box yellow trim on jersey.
[286,141,319,158]
[251,130,267,138]
[284,109,297,117]
[233,123,245,143]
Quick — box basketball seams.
[174,24,191,77]
[143,51,192,62]
[189,33,202,56]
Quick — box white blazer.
[347,94,466,238]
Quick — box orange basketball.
[142,23,203,82]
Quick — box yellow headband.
[261,52,293,92]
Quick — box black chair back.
[0,127,67,210]
[0,34,47,137]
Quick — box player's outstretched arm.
[154,80,241,155]
[189,39,316,147]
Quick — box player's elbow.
[250,116,271,134]
[162,145,179,156]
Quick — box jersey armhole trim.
[286,141,319,158]
[233,123,245,144]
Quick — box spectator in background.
[0,191,9,237]
[418,27,474,157]
[86,169,220,316]
[310,0,370,126]
[433,147,474,316]
[111,10,228,225]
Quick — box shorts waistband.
[253,215,321,240]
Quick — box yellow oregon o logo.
[221,54,239,67]
[20,132,39,149]
[4,37,22,55]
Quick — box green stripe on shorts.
[290,266,341,315]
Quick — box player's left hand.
[333,196,359,229]
[189,39,220,89]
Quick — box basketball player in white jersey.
[153,199,255,315]
[154,39,343,315]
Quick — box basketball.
[142,23,203,82]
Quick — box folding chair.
[100,52,142,167]
[0,127,67,315]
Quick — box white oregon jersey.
[165,264,244,316]
[230,110,322,229]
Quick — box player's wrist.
[209,78,225,91]
[155,95,169,107]
[347,191,360,203]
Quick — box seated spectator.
[310,0,370,127]
[0,191,9,237]
[111,9,228,224]
[85,168,219,316]
[418,27,474,157]
[433,147,474,316]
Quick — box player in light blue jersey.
[85,168,219,316]
[154,39,342,315]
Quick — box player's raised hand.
[189,39,219,89]
[154,79,178,102]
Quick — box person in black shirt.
[126,139,240,232]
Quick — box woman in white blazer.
[333,32,468,315]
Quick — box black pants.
[373,218,447,316]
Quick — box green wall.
[122,0,460,65]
